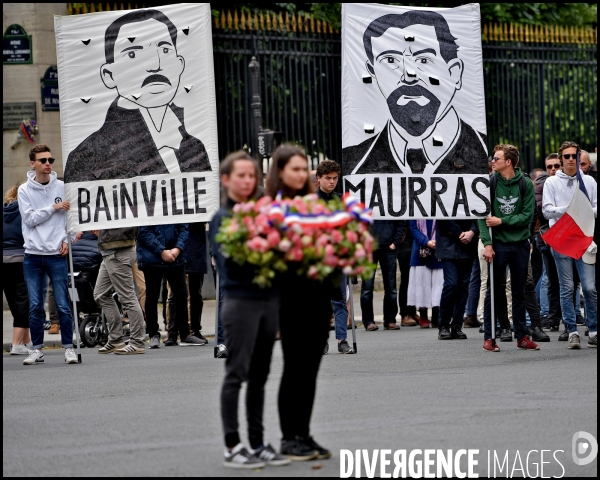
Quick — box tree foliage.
[216,3,597,30]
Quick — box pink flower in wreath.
[316,234,330,248]
[331,230,343,244]
[308,265,319,278]
[346,230,358,244]
[278,238,292,252]
[267,229,281,248]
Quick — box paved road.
[3,322,597,477]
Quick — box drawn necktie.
[406,148,427,173]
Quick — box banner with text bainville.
[342,3,490,219]
[55,3,219,231]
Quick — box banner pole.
[67,234,82,363]
[213,272,220,358]
[348,276,357,353]
[488,226,497,349]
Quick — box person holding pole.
[211,151,289,469]
[19,144,77,365]
[315,160,355,354]
[478,144,540,352]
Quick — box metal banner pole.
[67,234,82,363]
[488,226,497,349]
[213,272,220,358]
[348,276,357,353]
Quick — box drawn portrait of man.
[64,9,211,183]
[342,10,488,177]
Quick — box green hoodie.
[478,168,534,246]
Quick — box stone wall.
[3,3,67,193]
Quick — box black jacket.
[370,220,407,252]
[316,188,341,203]
[72,233,102,271]
[136,223,189,270]
[342,119,488,176]
[64,99,211,182]
[435,219,479,260]
[209,197,277,298]
[186,222,208,274]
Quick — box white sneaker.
[10,343,31,355]
[64,348,78,364]
[23,349,44,365]
[216,344,228,358]
[224,443,266,469]
[251,444,292,466]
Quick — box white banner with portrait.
[55,3,219,231]
[341,3,490,219]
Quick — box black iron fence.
[65,6,598,172]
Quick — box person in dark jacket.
[94,228,147,354]
[211,151,289,468]
[360,219,407,331]
[436,219,479,340]
[3,185,31,355]
[316,160,355,354]
[137,223,203,347]
[72,232,102,274]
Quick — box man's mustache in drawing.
[386,84,441,137]
[142,74,172,88]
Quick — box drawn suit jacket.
[342,119,487,177]
[64,98,211,183]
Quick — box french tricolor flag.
[542,153,594,260]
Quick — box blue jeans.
[23,254,73,349]
[552,250,597,334]
[332,274,348,340]
[483,241,529,341]
[360,249,398,326]
[465,258,481,316]
[539,267,549,317]
[440,258,473,329]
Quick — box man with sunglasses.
[542,141,597,349]
[534,154,564,334]
[478,144,539,352]
[18,144,77,365]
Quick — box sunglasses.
[491,156,504,162]
[37,157,55,165]
[546,164,561,169]
[561,154,578,160]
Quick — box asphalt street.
[3,322,597,477]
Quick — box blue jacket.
[409,220,442,269]
[3,201,24,255]
[136,223,189,270]
[72,233,103,271]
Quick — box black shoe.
[164,337,178,346]
[531,326,550,342]
[576,314,586,326]
[438,327,453,340]
[193,332,208,344]
[541,315,550,329]
[585,328,589,337]
[500,328,513,342]
[301,436,332,460]
[558,328,569,341]
[337,339,355,354]
[479,325,485,333]
[280,438,318,461]
[323,342,329,355]
[451,326,468,340]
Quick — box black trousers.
[525,260,543,329]
[144,265,190,340]
[167,272,205,336]
[278,275,334,440]
[220,295,279,449]
[3,262,29,328]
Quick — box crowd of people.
[2,141,597,468]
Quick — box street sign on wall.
[3,24,32,64]
[41,66,59,111]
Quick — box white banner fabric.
[341,3,490,218]
[55,3,219,231]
